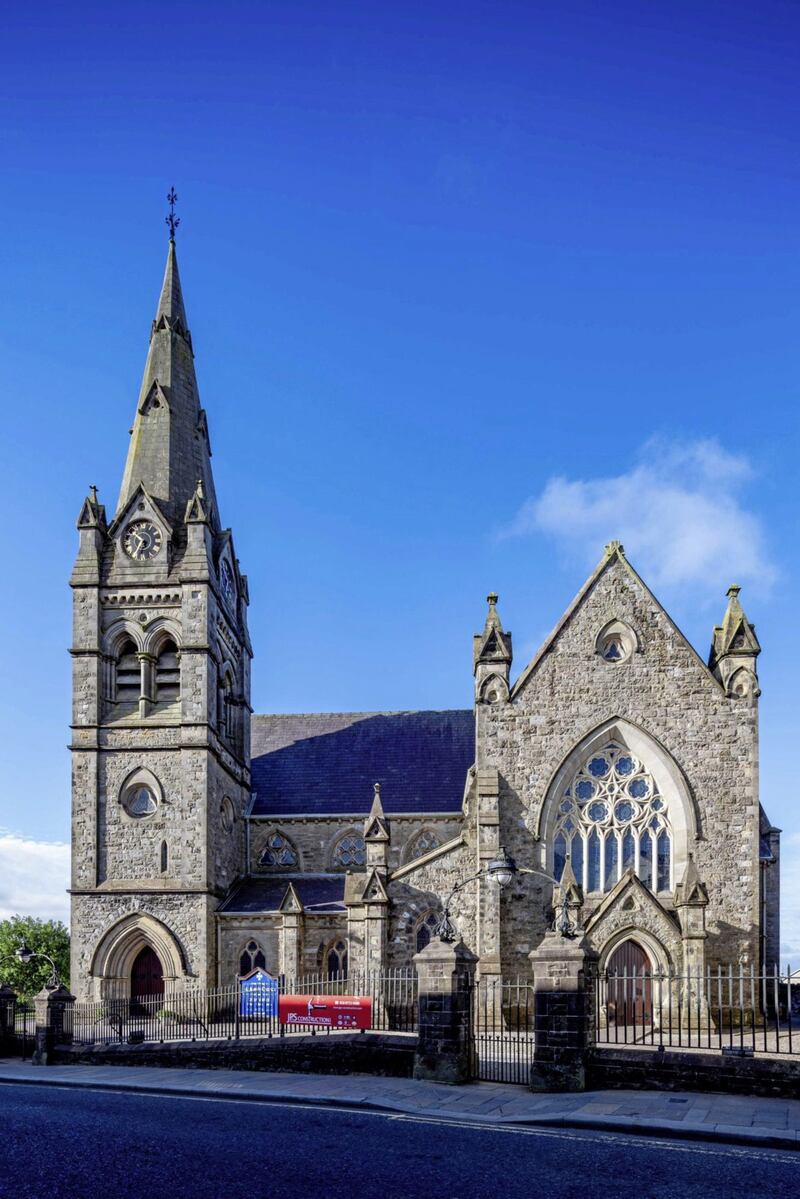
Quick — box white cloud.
[504,437,776,598]
[0,830,70,925]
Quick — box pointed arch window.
[115,638,140,703]
[218,670,236,742]
[325,939,348,979]
[407,829,440,862]
[155,637,180,702]
[239,940,267,977]
[415,911,439,953]
[333,834,366,869]
[552,741,672,895]
[160,841,168,874]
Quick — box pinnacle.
[154,238,189,332]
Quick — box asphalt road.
[0,1083,796,1199]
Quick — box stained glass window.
[333,834,366,869]
[260,833,298,868]
[409,829,440,861]
[657,830,671,893]
[587,829,601,892]
[552,741,671,894]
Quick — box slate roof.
[250,710,474,816]
[218,876,346,914]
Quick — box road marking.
[384,1112,797,1163]
[1,1080,796,1164]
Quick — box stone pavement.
[1,1058,799,1149]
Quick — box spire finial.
[89,484,98,504]
[727,584,741,599]
[165,187,180,241]
[487,592,498,607]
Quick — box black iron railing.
[595,965,799,1056]
[70,968,418,1048]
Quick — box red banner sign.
[279,994,372,1030]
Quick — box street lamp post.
[435,846,578,942]
[15,943,62,991]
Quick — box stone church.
[69,235,780,1002]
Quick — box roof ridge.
[251,708,473,718]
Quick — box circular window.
[124,785,158,818]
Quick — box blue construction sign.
[239,968,279,1018]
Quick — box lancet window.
[552,741,672,895]
[115,638,140,703]
[239,940,266,977]
[415,911,439,953]
[154,638,180,702]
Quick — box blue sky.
[0,1,798,953]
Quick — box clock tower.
[69,225,252,1000]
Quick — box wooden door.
[130,946,164,1005]
[607,941,651,1024]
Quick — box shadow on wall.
[250,711,475,816]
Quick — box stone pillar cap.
[413,937,478,965]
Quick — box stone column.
[138,652,155,718]
[278,881,304,981]
[476,768,502,981]
[413,937,478,1085]
[32,984,76,1066]
[528,934,596,1092]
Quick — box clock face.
[220,558,236,606]
[122,520,163,561]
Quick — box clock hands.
[123,520,161,560]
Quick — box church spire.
[116,211,218,532]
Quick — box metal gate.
[0,999,34,1060]
[471,976,535,1084]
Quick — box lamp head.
[487,846,517,889]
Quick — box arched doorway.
[607,940,651,1025]
[90,913,187,1003]
[130,946,164,1006]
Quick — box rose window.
[552,742,671,894]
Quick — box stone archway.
[89,912,187,1000]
